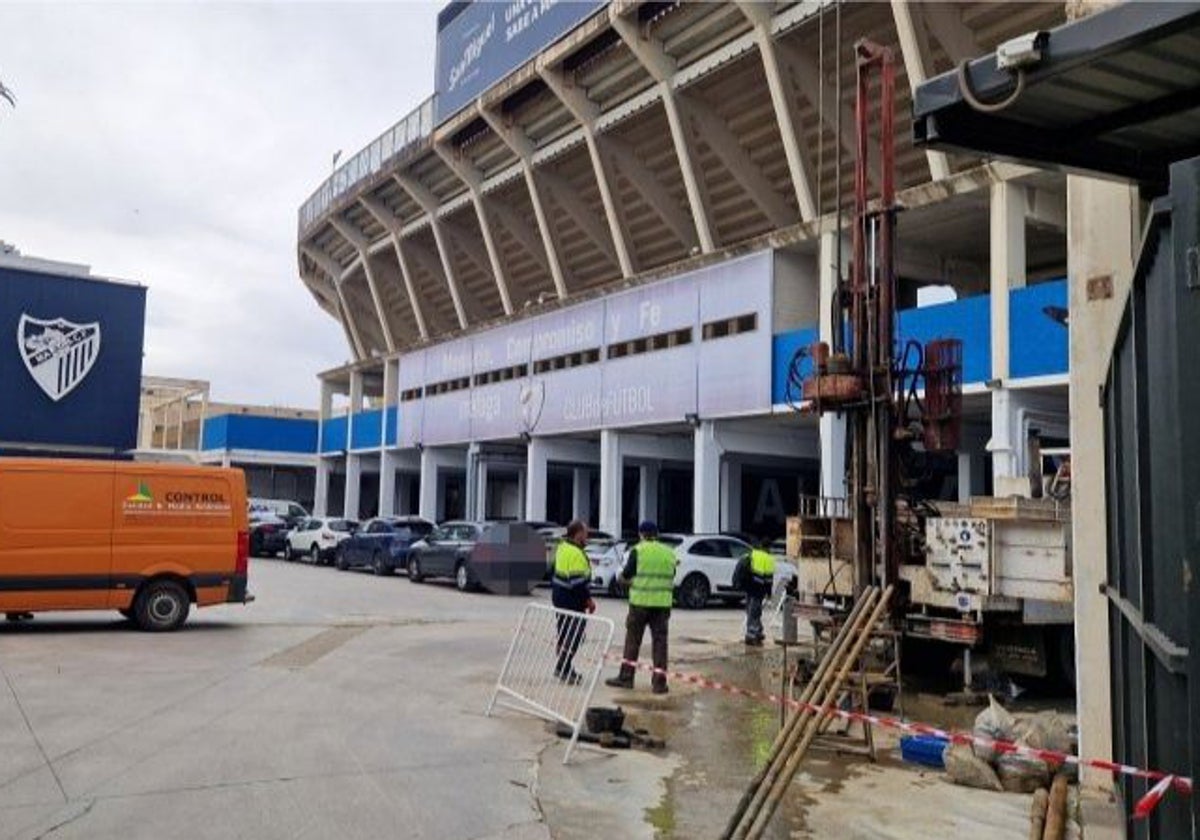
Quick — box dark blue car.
[335,516,436,576]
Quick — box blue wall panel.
[203,415,318,454]
[771,326,818,405]
[385,406,398,447]
[1009,279,1068,378]
[350,409,383,450]
[320,415,348,453]
[0,266,146,452]
[897,295,991,384]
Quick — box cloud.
[0,2,438,406]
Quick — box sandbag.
[996,752,1051,794]
[943,743,1003,792]
[1016,712,1073,756]
[973,694,1016,763]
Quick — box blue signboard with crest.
[0,263,146,454]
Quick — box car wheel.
[678,573,711,610]
[407,555,423,583]
[335,547,349,571]
[309,544,321,565]
[455,561,471,592]
[608,577,623,599]
[372,551,389,576]
[133,579,190,632]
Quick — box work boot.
[651,681,669,695]
[605,675,634,690]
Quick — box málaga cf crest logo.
[18,314,102,402]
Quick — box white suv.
[670,534,797,609]
[285,518,358,565]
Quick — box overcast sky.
[0,1,438,407]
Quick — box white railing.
[486,602,615,764]
[298,96,436,235]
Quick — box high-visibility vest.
[553,540,590,582]
[749,549,776,588]
[629,540,677,609]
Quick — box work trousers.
[555,609,586,676]
[745,593,765,641]
[618,606,670,689]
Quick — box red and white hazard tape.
[602,653,1193,818]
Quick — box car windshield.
[328,520,355,532]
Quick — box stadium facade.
[296,0,1071,540]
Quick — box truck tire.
[133,580,190,632]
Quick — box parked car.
[671,534,755,609]
[248,497,309,527]
[590,540,629,596]
[406,521,491,591]
[669,534,799,609]
[285,517,358,565]
[334,516,435,575]
[248,514,290,558]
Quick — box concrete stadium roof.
[297,1,1067,362]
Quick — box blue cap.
[638,520,658,535]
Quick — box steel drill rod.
[719,588,876,839]
[742,586,894,840]
[726,588,882,840]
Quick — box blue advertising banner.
[0,265,146,453]
[435,0,606,124]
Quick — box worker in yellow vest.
[552,519,595,684]
[606,520,676,694]
[735,540,776,647]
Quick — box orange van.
[0,458,252,631]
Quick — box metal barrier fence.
[486,602,615,764]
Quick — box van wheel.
[134,580,190,632]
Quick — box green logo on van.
[126,481,153,504]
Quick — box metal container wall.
[1103,157,1200,839]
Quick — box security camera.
[996,31,1048,71]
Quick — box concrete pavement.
[0,558,742,840]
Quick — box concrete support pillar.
[693,421,722,534]
[990,180,1027,383]
[344,454,362,520]
[465,442,482,521]
[599,430,622,538]
[572,468,591,523]
[347,369,364,449]
[989,387,1023,484]
[380,450,398,516]
[418,448,439,522]
[638,463,659,526]
[720,458,742,533]
[526,438,549,524]
[1068,174,1139,790]
[477,460,490,521]
[516,467,526,520]
[818,229,844,350]
[315,457,331,516]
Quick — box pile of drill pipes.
[721,585,895,840]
